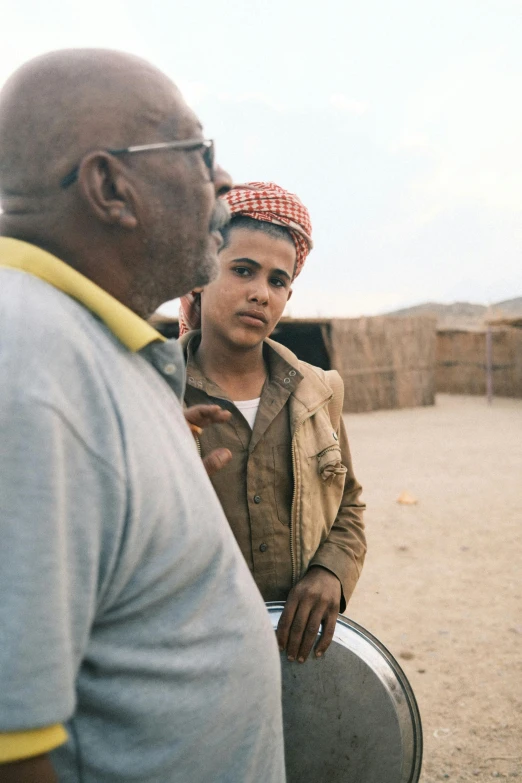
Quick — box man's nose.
[213,164,233,196]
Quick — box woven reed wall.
[436,328,522,397]
[324,316,437,413]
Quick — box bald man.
[0,51,286,783]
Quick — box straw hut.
[319,316,436,413]
[488,316,522,329]
[436,323,522,398]
[272,316,436,413]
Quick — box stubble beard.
[129,198,230,318]
[170,197,230,293]
[130,232,220,319]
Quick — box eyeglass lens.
[203,142,214,176]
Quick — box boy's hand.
[276,566,341,663]
[184,404,233,477]
[184,404,231,430]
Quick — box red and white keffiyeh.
[178,182,313,336]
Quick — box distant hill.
[386,297,522,330]
[492,297,522,315]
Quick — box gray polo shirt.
[0,266,285,782]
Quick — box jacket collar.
[179,331,333,427]
[180,331,302,398]
[264,338,333,425]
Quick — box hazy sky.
[1,0,521,317]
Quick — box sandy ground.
[344,394,522,782]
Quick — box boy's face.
[199,226,295,349]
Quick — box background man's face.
[133,101,231,311]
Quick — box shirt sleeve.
[0,725,68,763]
[309,415,366,611]
[0,391,125,737]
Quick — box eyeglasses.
[60,138,215,189]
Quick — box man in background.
[0,50,285,783]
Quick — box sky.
[1,0,521,317]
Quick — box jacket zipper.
[290,432,300,586]
[194,433,201,456]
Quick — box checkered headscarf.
[179,181,313,336]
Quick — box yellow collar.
[0,237,165,352]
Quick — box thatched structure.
[267,315,436,413]
[323,316,437,413]
[487,316,522,329]
[436,327,522,398]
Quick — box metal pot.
[267,603,423,783]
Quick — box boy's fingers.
[200,408,232,424]
[185,404,231,428]
[202,448,232,476]
[296,608,324,662]
[314,608,338,658]
[184,404,216,426]
[276,596,299,652]
[285,603,314,662]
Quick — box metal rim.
[266,602,423,783]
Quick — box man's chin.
[205,250,220,284]
[190,246,220,289]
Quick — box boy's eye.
[270,278,286,288]
[233,266,252,277]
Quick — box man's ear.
[76,151,138,229]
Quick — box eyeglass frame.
[60,138,215,189]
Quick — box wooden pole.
[486,325,493,405]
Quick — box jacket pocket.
[273,444,292,526]
[316,445,348,486]
[300,445,347,563]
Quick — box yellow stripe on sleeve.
[0,724,67,763]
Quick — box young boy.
[179,182,366,663]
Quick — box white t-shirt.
[234,398,261,429]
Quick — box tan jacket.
[269,340,366,604]
[181,334,366,607]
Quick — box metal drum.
[267,603,423,783]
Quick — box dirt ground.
[344,394,522,782]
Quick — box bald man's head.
[0,48,188,197]
[0,49,232,317]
